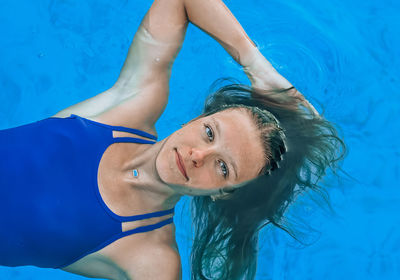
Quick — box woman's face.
[156,108,265,191]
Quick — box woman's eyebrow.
[211,117,238,180]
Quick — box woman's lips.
[175,149,188,181]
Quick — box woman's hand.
[242,47,320,117]
[241,47,292,90]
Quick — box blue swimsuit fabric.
[0,114,174,268]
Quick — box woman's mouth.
[175,149,188,181]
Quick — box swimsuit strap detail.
[69,114,157,141]
[119,217,174,238]
[111,126,157,140]
[118,207,175,222]
[61,216,175,267]
[111,137,156,145]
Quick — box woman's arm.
[78,0,278,128]
[116,0,317,107]
[114,0,188,91]
[181,0,319,116]
[55,0,316,125]
[53,0,188,122]
[241,47,320,117]
[116,0,259,90]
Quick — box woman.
[0,0,345,279]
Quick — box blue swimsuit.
[0,114,174,268]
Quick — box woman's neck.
[119,137,182,210]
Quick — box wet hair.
[189,79,347,280]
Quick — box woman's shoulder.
[62,225,181,279]
[51,84,165,138]
[50,111,158,140]
[117,233,182,280]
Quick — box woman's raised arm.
[114,0,188,91]
[83,0,276,128]
[118,0,310,98]
[57,0,311,126]
[116,0,259,90]
[53,0,188,121]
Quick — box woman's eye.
[204,124,229,179]
[219,161,228,178]
[205,125,214,141]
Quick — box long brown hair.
[190,79,347,279]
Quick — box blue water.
[1,0,399,279]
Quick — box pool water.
[1,0,399,279]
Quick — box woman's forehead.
[208,108,255,131]
[207,109,265,181]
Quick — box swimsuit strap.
[119,217,174,238]
[111,137,156,145]
[69,114,157,144]
[109,126,157,140]
[68,114,168,221]
[81,216,175,261]
[118,207,175,222]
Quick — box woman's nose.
[190,147,213,167]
